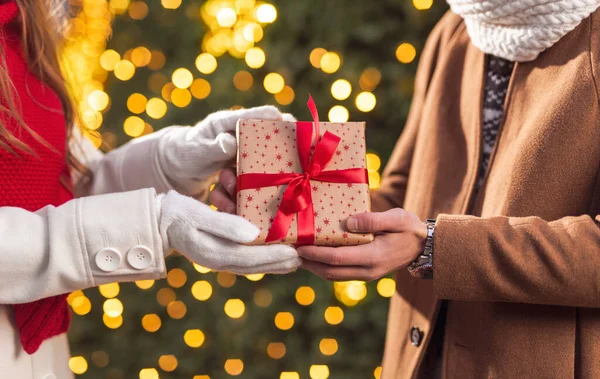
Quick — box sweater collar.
[0,1,18,26]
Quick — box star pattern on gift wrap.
[236,119,371,246]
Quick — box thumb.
[345,208,409,233]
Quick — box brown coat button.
[410,326,423,347]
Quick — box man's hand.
[298,209,428,281]
[209,167,238,214]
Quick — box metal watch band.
[407,218,436,280]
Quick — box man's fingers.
[300,260,377,282]
[218,168,237,196]
[297,244,375,267]
[209,186,236,214]
[346,209,409,233]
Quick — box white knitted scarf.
[446,0,600,61]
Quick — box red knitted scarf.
[0,1,73,354]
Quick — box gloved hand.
[158,106,296,195]
[157,190,300,274]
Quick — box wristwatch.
[407,219,436,279]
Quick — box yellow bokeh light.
[396,42,417,64]
[320,52,341,74]
[167,268,187,288]
[99,49,121,71]
[127,93,148,114]
[172,68,194,89]
[193,376,211,379]
[88,90,109,112]
[243,22,263,42]
[377,278,396,297]
[331,79,352,100]
[264,73,285,94]
[224,359,244,376]
[139,368,159,379]
[191,280,213,301]
[142,314,162,332]
[103,298,123,318]
[334,281,367,306]
[328,105,349,122]
[217,272,237,287]
[158,355,178,372]
[356,92,377,112]
[195,53,218,74]
[246,273,265,281]
[148,50,166,71]
[324,306,344,325]
[128,1,148,20]
[161,0,181,9]
[81,109,103,130]
[254,288,273,307]
[217,7,237,27]
[281,373,300,379]
[295,286,315,306]
[310,48,327,68]
[146,97,167,119]
[275,86,295,106]
[193,263,211,274]
[359,68,382,91]
[233,70,253,91]
[67,290,84,306]
[135,280,155,290]
[319,338,338,356]
[69,356,88,375]
[110,0,130,14]
[162,82,175,102]
[267,342,286,359]
[310,365,330,379]
[374,366,382,379]
[245,47,266,69]
[167,300,187,319]
[114,60,135,81]
[156,287,176,306]
[274,312,294,330]
[191,78,212,100]
[369,171,381,190]
[103,314,123,329]
[413,0,433,10]
[366,153,382,172]
[124,116,146,137]
[98,282,120,298]
[171,88,192,107]
[131,46,152,67]
[71,296,91,316]
[224,299,246,319]
[184,329,205,348]
[256,4,277,23]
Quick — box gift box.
[236,97,374,246]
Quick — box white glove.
[157,190,300,274]
[158,106,296,195]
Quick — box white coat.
[0,130,180,378]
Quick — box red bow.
[237,96,368,245]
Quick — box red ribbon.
[237,96,368,245]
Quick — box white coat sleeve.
[0,188,166,304]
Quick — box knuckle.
[331,252,344,266]
[322,269,338,281]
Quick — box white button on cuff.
[95,247,122,272]
[127,245,154,270]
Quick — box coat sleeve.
[371,12,463,212]
[0,188,166,304]
[433,214,600,308]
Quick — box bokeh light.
[275,85,295,105]
[142,314,162,332]
[184,329,205,348]
[114,60,135,80]
[69,356,88,375]
[233,70,253,91]
[377,278,396,297]
[191,280,213,301]
[172,68,194,89]
[267,342,286,359]
[324,306,344,325]
[396,42,417,64]
[274,312,294,330]
[195,53,218,74]
[127,93,147,114]
[263,73,285,94]
[356,92,377,112]
[331,79,352,100]
[224,299,246,319]
[158,355,178,372]
[310,48,327,68]
[191,78,212,99]
[328,105,349,122]
[319,338,338,356]
[320,52,341,74]
[103,298,124,318]
[310,365,330,379]
[295,286,316,306]
[245,47,266,68]
[123,116,146,137]
[413,0,434,10]
[256,4,277,23]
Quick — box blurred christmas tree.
[65,0,447,378]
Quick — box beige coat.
[0,131,178,378]
[372,10,600,379]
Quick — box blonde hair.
[2,0,87,178]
